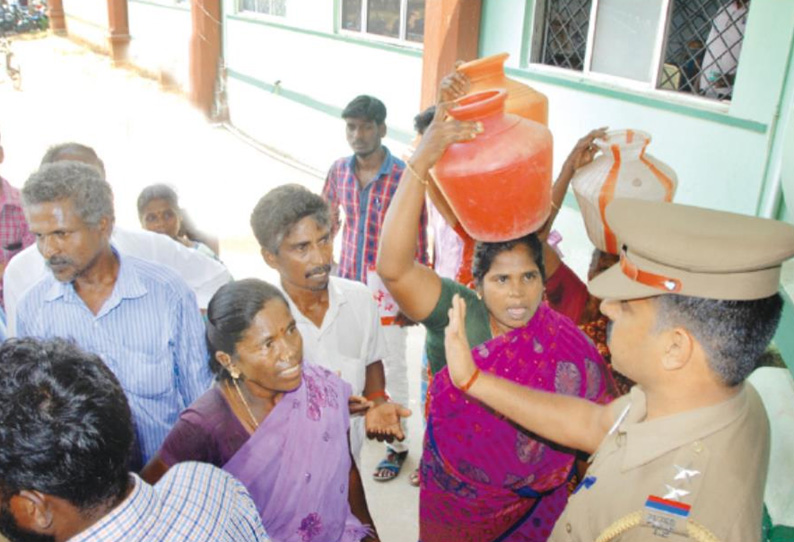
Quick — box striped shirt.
[68,462,270,542]
[16,249,212,465]
[322,146,429,283]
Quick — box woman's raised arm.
[377,104,481,322]
[444,294,614,454]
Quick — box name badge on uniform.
[367,265,398,325]
[643,496,690,538]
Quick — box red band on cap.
[620,250,683,293]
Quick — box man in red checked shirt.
[0,132,35,321]
[323,95,429,483]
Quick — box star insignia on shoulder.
[663,485,690,501]
[673,464,701,482]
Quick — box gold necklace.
[227,379,259,430]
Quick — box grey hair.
[137,184,179,218]
[654,293,783,386]
[22,161,115,226]
[250,184,330,254]
[40,142,106,179]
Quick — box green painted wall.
[781,93,794,222]
[480,0,794,126]
[480,0,527,65]
[731,0,794,123]
[774,288,794,377]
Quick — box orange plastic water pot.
[434,90,553,242]
[457,53,549,126]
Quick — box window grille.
[533,0,748,102]
[540,0,592,72]
[658,0,748,99]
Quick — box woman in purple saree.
[377,104,616,541]
[141,279,378,542]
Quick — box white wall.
[127,1,192,91]
[63,0,109,53]
[223,9,423,173]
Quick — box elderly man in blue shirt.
[16,160,212,467]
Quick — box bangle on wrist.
[366,389,390,402]
[460,368,481,393]
[405,161,429,186]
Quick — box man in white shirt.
[250,184,410,464]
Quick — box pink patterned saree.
[420,303,615,542]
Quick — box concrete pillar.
[420,0,482,109]
[106,0,130,64]
[47,0,67,36]
[190,0,222,118]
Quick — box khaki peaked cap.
[588,199,794,301]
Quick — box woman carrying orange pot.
[377,104,617,542]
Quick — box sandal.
[372,450,408,482]
[409,468,420,487]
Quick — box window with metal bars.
[340,0,425,44]
[659,0,748,99]
[238,0,287,17]
[531,0,749,102]
[539,0,592,71]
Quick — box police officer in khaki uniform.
[443,199,794,542]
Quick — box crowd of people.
[0,63,792,542]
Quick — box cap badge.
[620,249,683,294]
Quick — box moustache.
[305,265,331,279]
[46,257,73,268]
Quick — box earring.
[228,366,241,379]
[476,290,483,300]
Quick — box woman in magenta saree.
[421,302,614,541]
[376,103,616,542]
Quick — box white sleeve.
[365,294,388,365]
[111,228,232,309]
[3,245,46,338]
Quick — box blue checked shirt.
[16,250,213,465]
[68,462,270,541]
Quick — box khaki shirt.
[550,384,769,542]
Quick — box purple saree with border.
[223,363,370,542]
[420,303,615,542]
